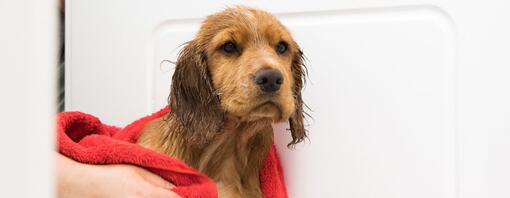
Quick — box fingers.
[137,168,176,190]
[149,187,182,198]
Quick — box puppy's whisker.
[159,59,176,72]
[160,59,176,65]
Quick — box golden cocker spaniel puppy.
[138,6,308,198]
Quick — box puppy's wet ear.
[169,41,223,145]
[288,48,308,147]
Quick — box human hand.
[57,153,181,198]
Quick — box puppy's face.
[204,9,297,122]
[170,7,307,146]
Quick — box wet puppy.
[139,6,307,197]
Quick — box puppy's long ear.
[288,48,308,147]
[169,41,223,146]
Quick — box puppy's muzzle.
[254,68,283,93]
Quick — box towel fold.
[56,106,288,198]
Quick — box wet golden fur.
[138,7,307,197]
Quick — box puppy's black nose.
[254,69,283,93]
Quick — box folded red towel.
[57,107,288,198]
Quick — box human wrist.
[56,153,99,197]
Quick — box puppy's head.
[170,7,307,146]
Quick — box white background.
[66,0,510,197]
[0,0,57,197]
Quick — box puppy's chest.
[196,124,273,197]
[197,125,272,176]
[138,117,274,197]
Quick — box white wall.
[66,1,510,197]
[0,0,57,197]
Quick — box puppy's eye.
[221,41,238,54]
[276,41,288,54]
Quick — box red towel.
[57,106,288,198]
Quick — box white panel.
[149,20,200,111]
[274,7,456,198]
[148,6,456,198]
